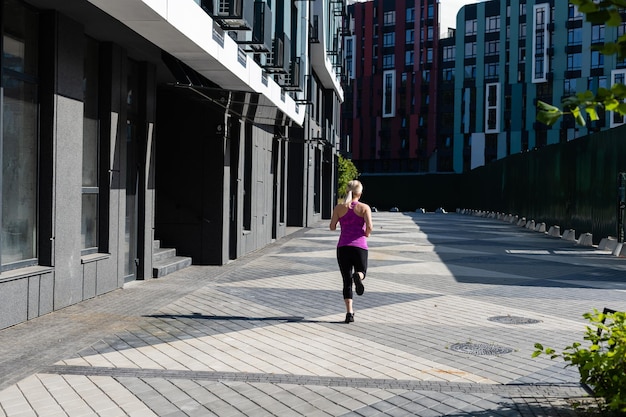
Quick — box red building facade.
[343,0,440,173]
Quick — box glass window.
[406,29,414,44]
[534,56,545,79]
[406,7,415,22]
[567,53,582,71]
[485,62,499,79]
[465,19,477,35]
[591,50,604,69]
[383,11,395,26]
[383,54,394,69]
[465,42,476,58]
[564,79,577,95]
[383,32,395,47]
[464,64,476,79]
[592,25,605,43]
[2,0,39,268]
[611,70,626,126]
[486,16,500,33]
[567,28,582,45]
[382,71,395,117]
[345,38,353,55]
[568,4,583,20]
[405,50,414,66]
[519,22,526,39]
[82,38,100,252]
[486,40,499,56]
[443,46,455,61]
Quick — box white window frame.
[485,82,501,133]
[345,36,355,79]
[382,70,396,118]
[611,69,626,127]
[532,3,549,83]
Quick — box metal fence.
[362,124,626,244]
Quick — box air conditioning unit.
[264,32,290,74]
[239,1,272,52]
[279,57,303,91]
[202,0,254,31]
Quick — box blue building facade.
[452,0,626,172]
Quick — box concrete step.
[152,255,192,278]
[153,247,177,263]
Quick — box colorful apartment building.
[343,0,440,173]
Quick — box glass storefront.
[1,0,39,268]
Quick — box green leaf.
[607,10,623,27]
[605,98,621,111]
[596,42,619,55]
[611,82,626,97]
[586,10,611,25]
[576,1,598,14]
[537,101,564,126]
[596,87,612,100]
[585,106,600,121]
[577,90,596,102]
[572,106,587,126]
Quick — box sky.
[440,0,480,35]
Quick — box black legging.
[336,246,368,299]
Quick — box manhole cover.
[449,342,514,356]
[488,316,541,325]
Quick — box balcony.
[264,32,290,74]
[237,1,272,52]
[278,57,303,91]
[201,0,254,30]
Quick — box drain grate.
[488,316,541,325]
[449,342,514,356]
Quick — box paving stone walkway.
[2,212,626,416]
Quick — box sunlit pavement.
[2,212,625,416]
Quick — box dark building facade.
[0,0,344,329]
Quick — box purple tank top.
[337,202,368,249]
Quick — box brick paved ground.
[1,211,626,416]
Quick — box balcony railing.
[264,32,290,74]
[279,57,303,91]
[201,0,254,31]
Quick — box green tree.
[337,154,359,200]
[537,0,626,127]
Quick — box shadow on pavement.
[146,313,335,324]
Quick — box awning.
[162,52,291,128]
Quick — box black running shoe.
[345,312,354,323]
[353,273,365,296]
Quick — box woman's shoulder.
[333,203,349,215]
[353,202,371,216]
